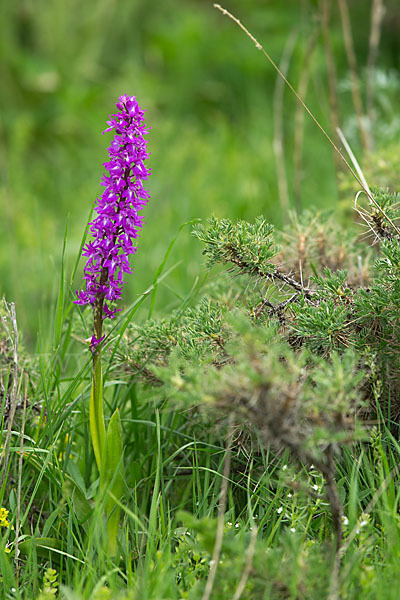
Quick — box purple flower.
[90,334,105,353]
[75,94,150,321]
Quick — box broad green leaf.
[90,353,106,471]
[18,537,62,562]
[100,408,124,556]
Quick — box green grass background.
[1,0,399,345]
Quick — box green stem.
[90,349,106,470]
[100,408,124,557]
[89,274,124,555]
[90,294,106,470]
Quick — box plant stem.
[90,282,107,470]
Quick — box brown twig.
[324,444,343,600]
[274,270,311,296]
[226,245,315,300]
[324,445,343,553]
[253,293,298,320]
[213,3,400,237]
[126,358,163,386]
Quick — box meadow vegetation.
[1,1,400,598]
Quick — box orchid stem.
[90,300,106,470]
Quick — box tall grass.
[2,222,400,598]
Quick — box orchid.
[76,94,150,349]
[75,95,150,555]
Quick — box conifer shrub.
[116,188,400,548]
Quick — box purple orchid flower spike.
[75,94,150,344]
[74,95,150,550]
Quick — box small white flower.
[359,520,368,528]
[288,493,293,498]
[282,464,288,471]
[235,523,239,529]
[290,527,296,533]
[342,516,349,526]
[277,506,283,514]
[312,484,319,491]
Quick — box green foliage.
[3,191,400,594]
[90,354,105,471]
[153,313,366,463]
[193,216,278,277]
[119,297,228,383]
[100,409,124,557]
[3,1,400,597]
[36,568,59,599]
[110,195,400,476]
[112,192,400,588]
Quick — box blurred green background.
[1,0,399,345]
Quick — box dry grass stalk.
[320,0,343,181]
[336,127,371,196]
[273,30,298,222]
[15,375,28,573]
[293,27,319,212]
[366,0,385,147]
[232,523,258,600]
[213,3,400,237]
[338,0,372,152]
[0,300,19,487]
[201,417,234,600]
